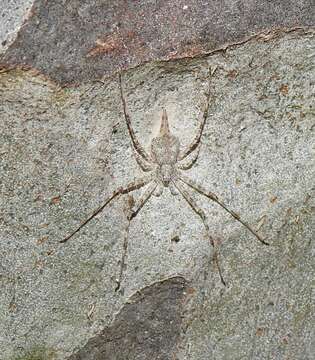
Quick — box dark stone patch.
[68,276,190,360]
[0,0,313,85]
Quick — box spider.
[60,73,268,290]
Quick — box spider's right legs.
[119,74,152,163]
[173,180,226,285]
[177,143,201,170]
[115,181,157,292]
[179,175,268,245]
[60,176,152,243]
[178,68,213,161]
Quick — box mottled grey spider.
[60,73,268,290]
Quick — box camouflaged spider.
[60,73,268,290]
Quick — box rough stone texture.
[0,0,35,54]
[0,0,314,85]
[68,277,189,360]
[0,30,314,359]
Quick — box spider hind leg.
[179,175,268,245]
[115,181,157,292]
[172,180,226,285]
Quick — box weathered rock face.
[1,29,314,360]
[0,0,314,84]
[68,277,190,360]
[0,1,314,359]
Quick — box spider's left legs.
[119,74,152,163]
[60,176,152,243]
[115,181,157,292]
[128,181,157,220]
[172,180,226,285]
[133,149,154,172]
[179,175,268,245]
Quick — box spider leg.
[169,182,179,195]
[172,180,226,285]
[115,181,157,291]
[153,183,163,197]
[179,175,268,245]
[133,148,154,172]
[119,74,152,163]
[178,70,213,161]
[128,181,157,220]
[177,143,201,170]
[60,176,152,243]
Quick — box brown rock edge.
[0,0,314,85]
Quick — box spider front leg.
[133,148,155,172]
[119,74,152,163]
[172,180,226,285]
[179,174,268,245]
[60,175,152,243]
[178,70,213,161]
[115,181,157,292]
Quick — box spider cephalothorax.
[60,73,268,290]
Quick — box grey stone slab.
[0,30,314,359]
[0,0,314,85]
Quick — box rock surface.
[0,1,314,360]
[0,0,314,84]
[68,277,189,360]
[0,0,35,54]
